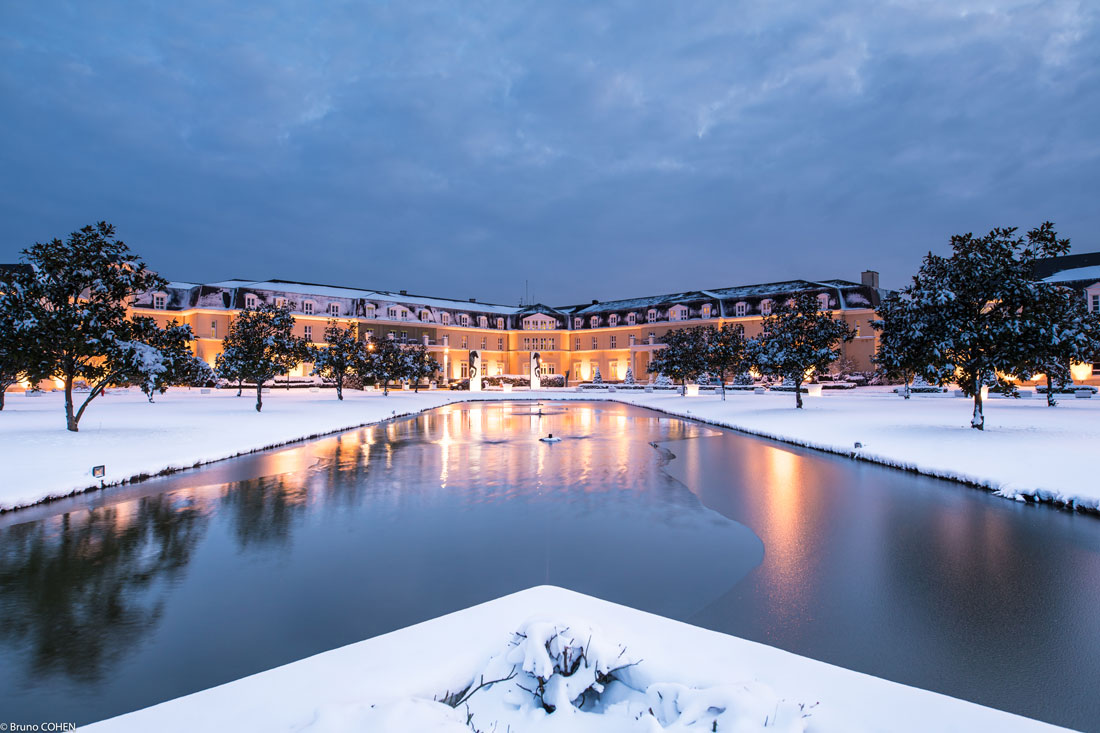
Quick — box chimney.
[469,297,476,303]
[861,270,879,289]
[400,289,407,295]
[591,299,599,305]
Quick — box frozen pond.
[1,401,1098,729]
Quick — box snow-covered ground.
[3,385,1100,512]
[84,585,1066,733]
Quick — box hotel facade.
[129,272,889,384]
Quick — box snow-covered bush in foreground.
[436,618,807,732]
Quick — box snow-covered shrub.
[654,373,673,388]
[623,367,635,385]
[591,366,603,384]
[697,372,711,386]
[440,618,808,732]
[733,372,754,386]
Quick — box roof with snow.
[1032,251,1100,280]
[1042,265,1100,285]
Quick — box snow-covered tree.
[402,342,439,392]
[215,302,308,412]
[0,270,36,410]
[646,326,706,395]
[12,222,183,430]
[363,336,405,395]
[591,365,603,384]
[733,371,755,386]
[310,320,368,400]
[898,223,1071,429]
[622,366,635,385]
[1017,280,1100,406]
[705,323,750,400]
[122,317,201,402]
[872,290,941,400]
[654,373,672,387]
[753,292,855,408]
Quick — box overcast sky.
[1,1,1097,304]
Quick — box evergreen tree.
[124,317,200,402]
[872,291,940,400]
[706,323,750,400]
[898,223,1070,429]
[646,326,706,395]
[215,302,308,412]
[753,292,855,408]
[310,320,368,400]
[0,271,36,410]
[623,366,636,385]
[364,336,405,395]
[654,373,672,387]
[591,365,603,384]
[1017,281,1100,407]
[11,222,184,431]
[403,343,439,392]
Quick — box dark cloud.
[2,0,1097,303]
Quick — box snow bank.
[83,586,1065,733]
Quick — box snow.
[3,385,1100,512]
[83,586,1065,733]
[1042,265,1100,284]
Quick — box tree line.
[0,222,439,431]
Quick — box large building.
[130,272,887,384]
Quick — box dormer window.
[668,305,688,321]
[440,312,451,326]
[647,309,657,323]
[387,306,400,319]
[275,297,287,308]
[574,317,583,329]
[817,293,830,311]
[760,299,773,316]
[626,312,636,325]
[458,314,470,327]
[328,303,340,317]
[478,316,488,328]
[734,302,747,317]
[609,314,619,327]
[497,317,505,329]
[701,304,712,319]
[364,304,376,319]
[244,294,259,309]
[302,301,315,315]
[590,315,601,328]
[152,293,167,310]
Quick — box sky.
[1,1,1097,305]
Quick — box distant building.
[129,272,887,384]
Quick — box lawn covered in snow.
[84,585,1066,733]
[2,385,1099,512]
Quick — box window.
[590,315,600,327]
[609,314,619,327]
[550,338,555,350]
[304,325,313,341]
[440,312,450,325]
[574,317,583,329]
[364,305,376,319]
[817,293,830,311]
[388,331,397,340]
[497,317,505,329]
[303,301,315,315]
[460,336,468,349]
[575,337,581,350]
[735,302,747,317]
[328,303,340,317]
[647,309,657,323]
[544,363,555,374]
[210,320,217,339]
[591,336,598,349]
[669,305,688,321]
[1092,294,1099,312]
[610,335,617,348]
[420,310,432,322]
[479,316,488,328]
[388,306,400,319]
[760,300,772,316]
[244,294,258,309]
[458,314,470,327]
[152,293,167,310]
[854,325,862,338]
[626,312,636,325]
[701,304,712,318]
[480,337,487,349]
[275,297,287,308]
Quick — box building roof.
[1042,265,1100,285]
[1032,252,1100,280]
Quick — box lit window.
[760,300,772,316]
[275,297,287,308]
[303,301,314,315]
[481,336,487,349]
[152,293,167,310]
[702,304,712,318]
[211,321,217,338]
[460,336,468,349]
[479,316,488,328]
[497,317,505,329]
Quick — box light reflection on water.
[1,401,1098,730]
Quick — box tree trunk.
[794,377,803,409]
[0,384,6,411]
[903,373,911,400]
[65,374,79,432]
[255,384,263,412]
[681,378,686,396]
[1045,373,1056,407]
[971,376,984,430]
[336,372,343,401]
[236,380,243,397]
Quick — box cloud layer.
[2,0,1097,302]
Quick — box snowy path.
[84,585,1066,733]
[3,386,1100,513]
